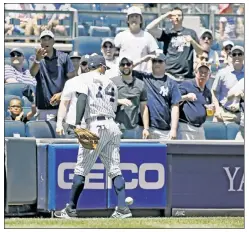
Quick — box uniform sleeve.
[178,82,188,95]
[146,32,159,53]
[140,83,147,102]
[65,54,75,74]
[170,81,182,105]
[60,80,72,101]
[75,82,88,95]
[114,32,122,48]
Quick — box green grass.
[5,217,244,228]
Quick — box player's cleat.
[110,206,132,218]
[54,204,78,219]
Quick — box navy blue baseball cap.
[88,55,110,70]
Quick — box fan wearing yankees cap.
[69,51,82,77]
[178,62,213,140]
[29,30,75,121]
[133,53,182,140]
[111,56,150,139]
[114,6,159,73]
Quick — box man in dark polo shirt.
[146,7,203,81]
[178,62,213,140]
[133,53,181,140]
[30,30,75,121]
[111,56,149,139]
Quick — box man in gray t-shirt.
[111,56,149,139]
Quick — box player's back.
[84,74,117,120]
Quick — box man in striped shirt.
[5,48,37,89]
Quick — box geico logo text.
[57,162,165,190]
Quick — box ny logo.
[160,86,169,97]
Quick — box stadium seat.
[105,15,122,27]
[5,48,11,58]
[78,14,99,27]
[21,107,36,121]
[73,36,102,55]
[4,95,24,112]
[89,26,112,37]
[78,25,88,36]
[25,121,58,138]
[5,120,26,137]
[22,96,32,107]
[5,57,29,70]
[115,27,128,35]
[99,4,130,11]
[203,122,227,140]
[226,123,240,140]
[21,47,36,61]
[4,83,28,97]
[71,4,99,11]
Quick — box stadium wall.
[4,138,244,217]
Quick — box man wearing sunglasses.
[5,48,37,88]
[198,29,220,67]
[146,7,203,81]
[69,51,82,77]
[30,30,75,121]
[212,45,244,124]
[178,62,213,140]
[133,53,181,140]
[111,56,149,139]
[220,40,234,66]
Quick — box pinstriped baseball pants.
[74,119,122,179]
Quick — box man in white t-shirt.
[114,6,158,73]
[56,75,87,138]
[101,38,119,78]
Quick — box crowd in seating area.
[4,4,244,141]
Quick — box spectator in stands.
[5,48,37,88]
[114,6,158,73]
[227,78,244,140]
[111,56,149,139]
[211,45,244,124]
[198,29,220,67]
[193,50,209,71]
[146,7,203,81]
[101,38,120,78]
[219,4,237,40]
[219,40,234,66]
[69,51,82,77]
[5,97,36,123]
[133,53,181,139]
[5,3,37,42]
[29,30,75,121]
[178,62,213,140]
[78,55,89,75]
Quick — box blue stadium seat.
[78,25,88,36]
[5,83,28,97]
[233,39,244,47]
[203,122,227,140]
[22,107,36,121]
[4,95,24,112]
[25,121,58,138]
[22,96,32,107]
[21,47,36,61]
[99,4,130,11]
[5,48,11,58]
[71,4,99,11]
[73,36,102,55]
[5,57,29,70]
[105,15,122,27]
[5,120,26,137]
[89,26,112,37]
[226,123,240,140]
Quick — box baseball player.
[54,55,132,219]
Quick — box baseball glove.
[74,128,100,150]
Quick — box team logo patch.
[160,86,169,97]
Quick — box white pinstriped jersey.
[74,70,118,121]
